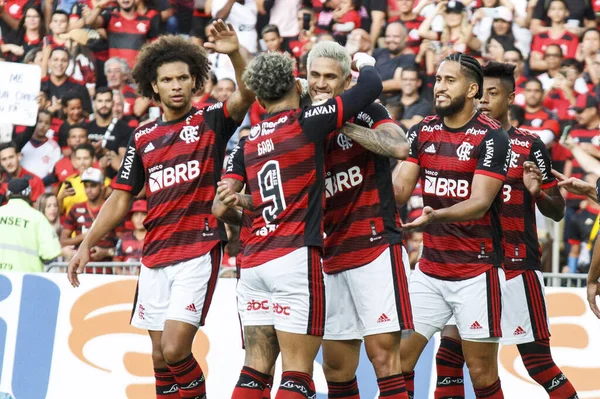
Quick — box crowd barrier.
[0,272,598,398]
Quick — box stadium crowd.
[1,0,600,275]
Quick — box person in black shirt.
[86,87,133,178]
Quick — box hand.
[203,19,239,55]
[8,45,24,56]
[67,244,90,287]
[48,96,61,113]
[523,161,543,197]
[61,245,77,260]
[216,180,241,207]
[587,280,600,319]
[579,142,600,158]
[90,246,108,261]
[58,186,76,199]
[552,169,594,196]
[91,0,112,9]
[434,1,448,15]
[402,206,435,230]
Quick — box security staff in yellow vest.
[0,179,61,272]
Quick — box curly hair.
[242,52,295,102]
[132,35,211,102]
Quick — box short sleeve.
[222,137,247,183]
[405,124,420,164]
[114,135,145,195]
[354,102,394,128]
[529,136,557,189]
[203,102,240,142]
[475,128,511,181]
[37,216,61,261]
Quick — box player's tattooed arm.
[340,122,410,159]
[235,194,254,211]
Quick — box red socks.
[378,374,408,398]
[167,354,206,398]
[275,371,313,399]
[518,339,578,398]
[327,377,360,398]
[435,336,465,399]
[155,368,179,398]
[473,379,503,399]
[402,372,414,399]
[232,366,271,399]
[263,375,274,399]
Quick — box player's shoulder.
[132,120,160,142]
[473,112,502,131]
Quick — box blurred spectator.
[576,28,600,67]
[1,5,45,63]
[267,0,300,45]
[60,167,116,270]
[192,71,218,108]
[212,78,236,103]
[105,57,144,118]
[530,0,595,36]
[47,126,88,185]
[46,10,70,47]
[521,78,560,147]
[56,92,87,151]
[508,103,525,128]
[287,7,315,63]
[374,22,416,102]
[19,110,62,179]
[483,34,512,62]
[542,59,586,122]
[85,0,158,69]
[262,24,283,52]
[35,193,61,235]
[40,46,93,114]
[87,87,132,178]
[0,0,30,31]
[535,44,563,90]
[388,0,425,56]
[0,142,45,204]
[471,5,515,54]
[57,143,111,213]
[345,28,371,56]
[396,66,431,129]
[530,0,579,72]
[115,199,146,266]
[360,0,387,49]
[503,48,526,106]
[212,0,258,54]
[0,179,61,272]
[190,0,211,44]
[331,0,361,46]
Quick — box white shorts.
[237,246,325,336]
[501,270,550,345]
[410,265,505,342]
[324,245,413,340]
[130,246,222,331]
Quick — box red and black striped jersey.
[406,112,511,280]
[64,201,116,251]
[114,103,239,268]
[563,125,600,207]
[121,84,138,117]
[501,127,557,279]
[323,103,402,274]
[115,231,144,261]
[101,10,158,68]
[238,66,383,268]
[531,31,579,59]
[543,89,578,122]
[522,108,560,138]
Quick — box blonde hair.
[35,193,61,234]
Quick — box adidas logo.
[77,215,86,223]
[377,313,391,323]
[185,303,197,312]
[144,142,155,153]
[513,326,526,335]
[470,321,483,330]
[424,143,436,154]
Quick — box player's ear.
[467,82,479,99]
[508,91,515,106]
[344,73,352,90]
[295,78,303,95]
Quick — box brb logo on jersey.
[180,126,200,144]
[424,170,469,198]
[456,141,474,161]
[148,160,200,193]
[325,166,363,198]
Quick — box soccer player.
[432,62,577,399]
[393,53,511,399]
[67,21,255,398]
[217,46,383,398]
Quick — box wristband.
[534,191,547,202]
[353,52,376,70]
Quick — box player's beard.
[435,94,467,117]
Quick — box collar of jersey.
[156,107,197,126]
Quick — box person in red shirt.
[48,126,88,185]
[115,199,147,266]
[85,0,158,69]
[530,0,579,72]
[0,142,45,204]
[104,57,148,118]
[331,0,361,46]
[0,5,44,62]
[543,59,584,123]
[521,78,560,144]
[0,0,37,31]
[503,48,526,106]
[45,10,69,48]
[388,0,425,56]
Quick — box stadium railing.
[45,262,237,278]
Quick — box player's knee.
[151,348,167,368]
[161,342,189,365]
[366,345,401,377]
[464,361,497,387]
[322,357,356,382]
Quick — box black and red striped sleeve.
[529,136,557,190]
[114,135,145,195]
[475,127,510,181]
[222,137,246,183]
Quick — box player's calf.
[517,339,578,399]
[434,327,465,399]
[462,341,502,398]
[322,340,361,398]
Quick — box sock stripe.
[474,379,501,398]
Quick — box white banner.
[0,62,41,126]
[0,273,598,398]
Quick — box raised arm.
[552,169,598,203]
[340,121,409,159]
[204,20,255,122]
